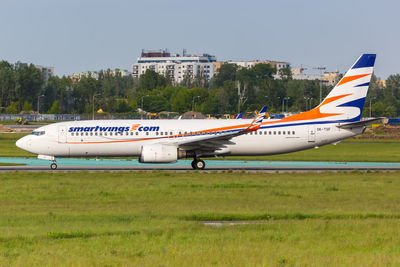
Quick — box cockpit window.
[31,131,45,136]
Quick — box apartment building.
[132,49,216,83]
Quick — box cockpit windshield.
[30,131,45,136]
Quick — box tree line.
[0,60,398,117]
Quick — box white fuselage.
[16,119,362,158]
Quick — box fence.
[0,114,81,121]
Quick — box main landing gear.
[50,162,57,170]
[191,158,205,170]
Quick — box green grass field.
[1,171,400,266]
[226,141,400,162]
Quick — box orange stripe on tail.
[337,73,371,87]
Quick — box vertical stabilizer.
[283,54,376,123]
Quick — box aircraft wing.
[173,106,267,155]
[176,130,243,153]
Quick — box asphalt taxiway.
[0,157,399,171]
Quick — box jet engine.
[139,144,185,163]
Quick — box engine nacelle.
[139,144,179,163]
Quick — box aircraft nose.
[16,136,28,151]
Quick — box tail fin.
[283,54,376,123]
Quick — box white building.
[291,68,340,86]
[35,65,54,82]
[109,69,130,77]
[132,50,216,84]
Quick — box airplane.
[16,54,380,170]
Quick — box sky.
[0,0,399,78]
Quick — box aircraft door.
[58,126,67,143]
[308,125,316,142]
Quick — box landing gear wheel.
[191,160,196,170]
[50,163,57,170]
[195,159,205,170]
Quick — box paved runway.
[0,157,399,171]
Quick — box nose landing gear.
[50,161,57,170]
[191,159,205,170]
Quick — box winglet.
[259,106,268,114]
[236,113,243,119]
[245,106,267,131]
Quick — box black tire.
[191,160,197,170]
[50,163,57,170]
[195,160,205,170]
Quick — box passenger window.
[71,133,74,136]
[269,131,271,135]
[278,131,281,135]
[110,132,113,136]
[125,132,128,136]
[90,132,93,136]
[170,132,173,135]
[156,132,159,136]
[264,131,267,135]
[292,131,295,135]
[165,132,168,135]
[136,132,138,136]
[95,132,98,136]
[104,132,107,136]
[146,132,149,136]
[273,131,276,135]
[283,131,285,135]
[130,132,133,135]
[160,132,163,136]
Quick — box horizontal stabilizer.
[336,117,384,129]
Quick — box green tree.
[211,63,238,88]
[48,100,62,114]
[73,76,100,114]
[5,101,19,114]
[170,87,192,113]
[14,63,43,110]
[138,69,166,90]
[0,61,16,109]
[278,67,292,80]
[22,101,33,112]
